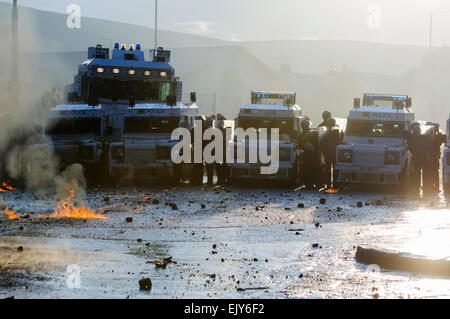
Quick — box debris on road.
[139,278,152,291]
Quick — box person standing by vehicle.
[320,117,342,189]
[318,111,332,127]
[408,122,425,193]
[191,115,207,185]
[422,125,445,193]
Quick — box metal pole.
[154,0,158,49]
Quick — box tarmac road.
[1,183,450,299]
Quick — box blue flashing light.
[114,43,119,49]
[136,44,141,51]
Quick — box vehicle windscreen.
[347,120,404,138]
[238,117,294,135]
[46,118,101,135]
[90,78,172,102]
[123,117,179,134]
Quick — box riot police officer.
[320,117,343,189]
[191,115,207,185]
[318,111,332,127]
[408,122,425,192]
[205,116,215,185]
[299,119,318,188]
[216,116,230,185]
[422,125,445,193]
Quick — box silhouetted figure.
[320,117,342,188]
[205,116,215,185]
[422,126,445,193]
[191,115,207,185]
[408,122,425,192]
[318,111,332,127]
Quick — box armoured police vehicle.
[335,93,415,189]
[106,46,200,182]
[444,114,450,191]
[44,105,106,180]
[228,91,303,185]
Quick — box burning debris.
[0,182,16,192]
[325,188,339,194]
[38,186,108,220]
[3,209,19,221]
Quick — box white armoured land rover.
[109,103,199,182]
[228,91,303,185]
[444,114,450,191]
[335,93,414,188]
[43,105,105,176]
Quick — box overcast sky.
[3,0,450,46]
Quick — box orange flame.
[0,182,16,192]
[325,188,340,194]
[3,209,19,220]
[39,187,108,220]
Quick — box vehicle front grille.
[125,149,156,164]
[353,150,384,167]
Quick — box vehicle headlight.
[338,149,353,163]
[156,146,171,160]
[111,145,124,162]
[279,148,291,161]
[385,151,400,165]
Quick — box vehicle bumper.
[228,163,293,180]
[110,162,174,178]
[335,165,401,185]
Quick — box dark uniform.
[216,117,229,185]
[422,126,445,193]
[408,123,425,192]
[191,115,206,185]
[318,111,332,128]
[205,116,216,185]
[319,118,342,189]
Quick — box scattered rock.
[169,203,178,210]
[319,198,326,204]
[17,246,23,252]
[137,238,142,243]
[201,204,206,209]
[357,201,363,208]
[152,199,160,205]
[212,244,217,249]
[125,217,133,223]
[312,243,319,248]
[298,203,304,208]
[103,196,110,203]
[139,278,152,291]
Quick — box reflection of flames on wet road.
[0,182,16,192]
[3,209,19,220]
[39,186,108,220]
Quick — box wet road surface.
[1,183,450,299]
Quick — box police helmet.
[322,111,331,121]
[301,119,313,132]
